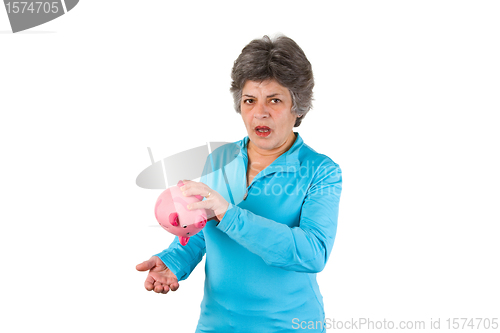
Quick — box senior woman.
[136,35,342,333]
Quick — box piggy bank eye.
[182,225,187,228]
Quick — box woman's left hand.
[180,180,229,222]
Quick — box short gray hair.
[230,35,314,127]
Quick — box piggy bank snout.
[195,217,207,229]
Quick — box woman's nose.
[253,101,269,119]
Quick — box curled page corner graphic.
[3,0,79,33]
[136,142,240,190]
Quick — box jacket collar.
[239,132,302,170]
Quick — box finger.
[161,283,170,294]
[181,182,210,197]
[187,200,212,211]
[180,184,202,197]
[136,257,156,271]
[153,281,162,293]
[169,282,180,291]
[179,180,194,191]
[154,282,170,294]
[153,283,163,293]
[144,275,155,291]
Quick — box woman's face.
[240,79,298,151]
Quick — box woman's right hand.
[136,256,179,294]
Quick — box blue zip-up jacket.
[155,132,342,332]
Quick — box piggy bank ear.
[169,212,179,226]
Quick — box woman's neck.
[247,131,296,164]
[246,131,296,186]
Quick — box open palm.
[136,256,179,294]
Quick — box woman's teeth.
[255,127,271,136]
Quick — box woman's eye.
[243,99,254,104]
[270,98,281,103]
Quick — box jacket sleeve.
[215,161,342,273]
[154,230,206,281]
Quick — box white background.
[1,1,499,332]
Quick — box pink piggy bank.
[154,180,207,246]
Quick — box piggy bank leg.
[179,236,189,246]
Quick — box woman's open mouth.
[255,126,271,137]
